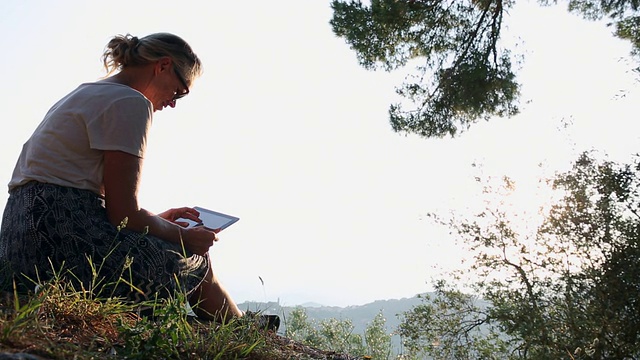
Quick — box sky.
[1,1,639,307]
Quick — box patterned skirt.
[0,181,208,302]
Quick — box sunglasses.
[173,67,190,101]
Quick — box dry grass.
[0,283,359,360]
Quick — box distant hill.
[298,301,324,308]
[239,295,428,355]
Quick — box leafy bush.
[398,151,640,359]
[286,306,396,359]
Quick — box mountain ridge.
[239,293,491,357]
[239,294,428,354]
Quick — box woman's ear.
[155,57,173,74]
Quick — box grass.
[0,278,360,359]
[0,277,285,360]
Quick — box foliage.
[284,306,325,348]
[330,0,640,138]
[286,307,366,356]
[116,293,196,359]
[319,317,367,355]
[286,306,396,359]
[364,312,393,359]
[398,284,511,359]
[397,151,640,359]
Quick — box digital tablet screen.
[178,206,239,231]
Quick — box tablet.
[179,206,239,232]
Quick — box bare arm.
[102,150,216,255]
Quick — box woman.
[0,33,269,327]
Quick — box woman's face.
[151,59,190,112]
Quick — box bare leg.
[189,256,243,323]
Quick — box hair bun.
[129,36,140,49]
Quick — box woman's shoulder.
[78,81,146,99]
[66,82,152,111]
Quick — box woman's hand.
[160,207,220,255]
[158,207,201,227]
[181,226,219,256]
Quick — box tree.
[364,311,393,359]
[397,283,512,359]
[285,307,325,348]
[285,307,396,359]
[397,152,640,358]
[285,307,366,356]
[330,0,640,138]
[317,317,366,355]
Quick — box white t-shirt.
[8,82,154,195]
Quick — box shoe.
[258,314,280,332]
[245,311,280,332]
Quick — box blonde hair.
[102,33,203,85]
